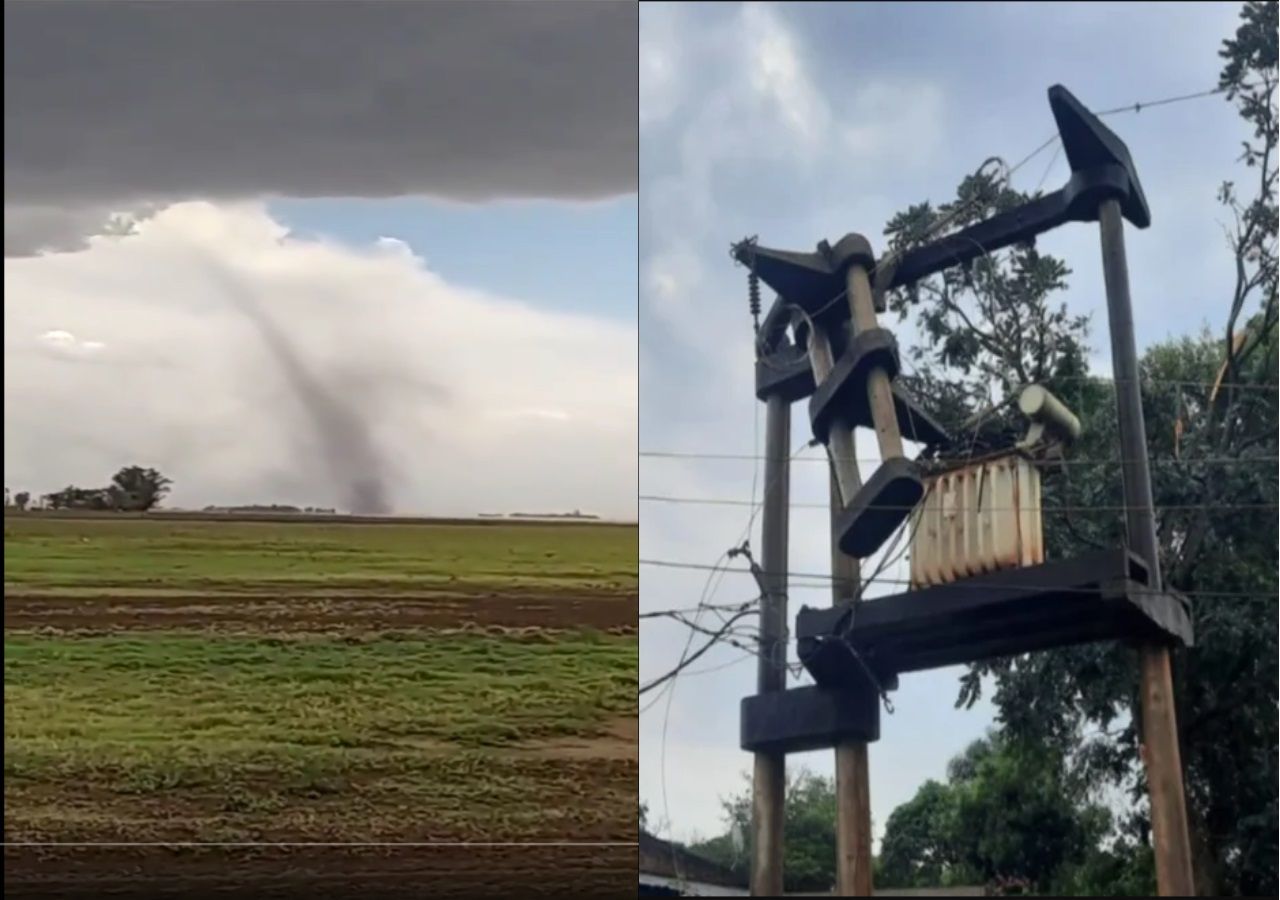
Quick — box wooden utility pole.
[831,471,873,896]
[1097,198,1195,896]
[750,392,790,896]
[808,310,875,898]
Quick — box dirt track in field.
[5,584,639,894]
[3,844,637,898]
[3,587,637,634]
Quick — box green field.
[3,515,637,844]
[4,516,638,594]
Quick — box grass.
[4,631,636,839]
[3,516,637,594]
[3,516,638,842]
[4,632,635,759]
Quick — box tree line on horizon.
[5,465,172,513]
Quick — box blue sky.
[270,196,637,323]
[639,0,1259,848]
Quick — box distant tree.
[691,769,843,893]
[878,779,962,889]
[108,466,172,511]
[14,491,30,512]
[44,485,113,510]
[879,734,1118,894]
[44,486,75,509]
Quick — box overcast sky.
[4,0,637,519]
[4,0,1267,854]
[639,0,1253,847]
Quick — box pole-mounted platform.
[737,83,1196,896]
[741,683,880,755]
[796,549,1193,688]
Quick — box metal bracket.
[834,456,925,557]
[809,328,901,444]
[732,234,885,341]
[736,84,1149,333]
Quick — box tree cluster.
[6,466,173,513]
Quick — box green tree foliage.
[690,769,843,893]
[879,734,1117,894]
[44,485,113,510]
[41,468,173,513]
[878,779,961,888]
[108,466,173,512]
[880,4,1277,894]
[14,491,31,511]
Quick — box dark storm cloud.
[3,0,637,254]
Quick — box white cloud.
[639,2,685,128]
[39,330,106,357]
[741,3,831,147]
[841,81,946,165]
[490,408,574,423]
[640,3,947,357]
[4,202,636,519]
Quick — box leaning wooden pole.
[1097,198,1195,896]
[808,320,874,897]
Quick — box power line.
[638,558,1278,600]
[1096,82,1258,117]
[1008,133,1061,181]
[887,79,1270,269]
[641,439,819,715]
[1035,142,1065,194]
[639,494,1278,513]
[641,450,1279,466]
[759,79,1270,329]
[1010,80,1266,189]
[749,81,1278,375]
[640,601,760,620]
[640,647,761,705]
[675,651,758,679]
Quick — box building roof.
[639,830,747,892]
[638,831,986,897]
